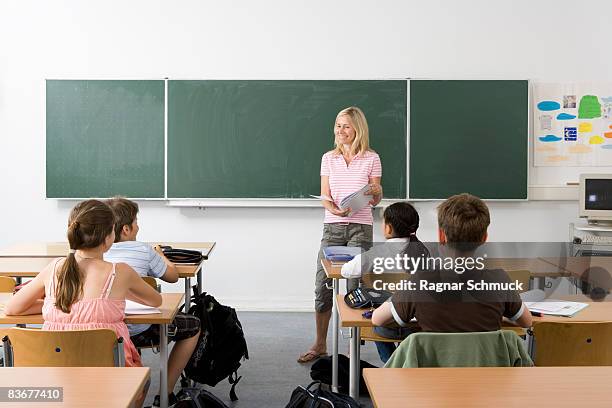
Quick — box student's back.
[42,258,144,366]
[5,200,162,370]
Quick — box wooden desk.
[363,367,612,408]
[0,242,214,312]
[0,367,150,407]
[0,241,216,259]
[0,258,54,278]
[337,293,612,401]
[0,292,183,408]
[540,256,612,280]
[484,257,569,278]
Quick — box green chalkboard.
[167,80,407,199]
[409,80,528,199]
[46,80,164,198]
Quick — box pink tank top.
[42,259,142,367]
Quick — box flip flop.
[297,349,327,363]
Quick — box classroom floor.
[142,311,381,407]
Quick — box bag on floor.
[285,381,360,408]
[182,288,249,401]
[310,354,377,395]
[173,388,229,408]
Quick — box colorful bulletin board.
[534,83,612,166]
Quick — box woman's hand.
[329,206,351,217]
[365,182,383,206]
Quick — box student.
[5,200,162,407]
[341,201,428,362]
[104,197,200,408]
[372,193,532,339]
[340,201,428,279]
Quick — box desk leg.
[197,264,203,295]
[184,277,191,312]
[526,329,535,360]
[349,326,361,401]
[332,278,339,393]
[160,324,169,408]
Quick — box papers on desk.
[525,300,589,317]
[125,300,161,315]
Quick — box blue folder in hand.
[323,246,362,262]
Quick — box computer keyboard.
[577,234,612,245]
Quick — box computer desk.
[0,292,183,408]
[363,367,612,408]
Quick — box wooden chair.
[505,269,531,293]
[1,328,124,367]
[502,270,531,337]
[0,277,16,293]
[142,276,160,292]
[532,322,612,366]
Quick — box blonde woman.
[298,106,383,363]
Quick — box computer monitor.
[579,174,612,224]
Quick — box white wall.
[0,0,605,310]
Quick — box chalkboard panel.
[409,80,528,199]
[46,80,164,198]
[167,80,407,199]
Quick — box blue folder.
[323,246,362,262]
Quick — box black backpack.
[173,388,229,408]
[310,354,378,395]
[285,381,360,408]
[182,288,249,401]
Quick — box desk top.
[323,257,569,280]
[0,367,149,408]
[0,257,202,280]
[0,258,54,277]
[540,256,612,279]
[363,367,612,408]
[321,259,345,279]
[337,294,612,328]
[0,242,216,259]
[0,293,184,325]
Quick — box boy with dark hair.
[373,193,532,334]
[105,197,200,408]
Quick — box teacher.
[298,106,382,363]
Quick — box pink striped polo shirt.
[320,150,382,225]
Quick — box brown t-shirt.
[390,268,524,332]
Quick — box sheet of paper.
[525,300,589,317]
[339,184,371,215]
[125,300,161,315]
[309,194,334,202]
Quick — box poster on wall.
[533,83,612,166]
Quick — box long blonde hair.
[56,200,115,313]
[332,106,371,156]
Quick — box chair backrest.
[0,277,16,293]
[142,276,159,292]
[533,322,612,366]
[2,328,124,367]
[505,269,531,293]
[385,330,532,368]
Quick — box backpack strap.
[228,370,242,401]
